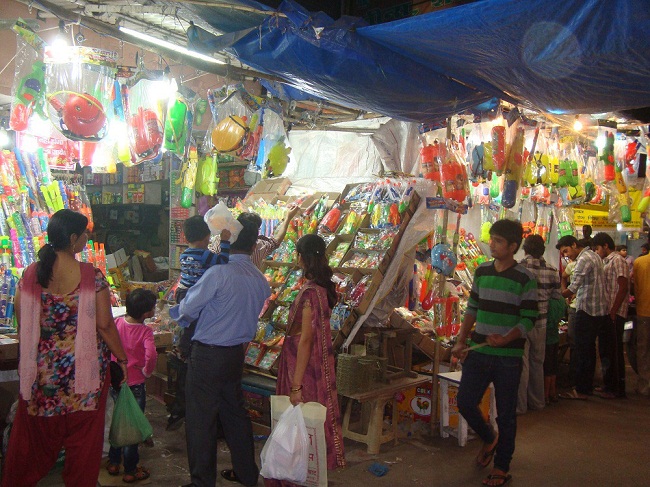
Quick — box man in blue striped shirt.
[453,219,538,487]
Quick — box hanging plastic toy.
[211,115,248,152]
[48,92,107,141]
[431,243,457,277]
[600,132,616,181]
[491,125,506,175]
[10,61,46,131]
[265,137,291,177]
[130,106,163,160]
[501,127,525,209]
[164,95,189,154]
[44,46,116,143]
[177,147,199,208]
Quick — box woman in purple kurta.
[264,235,345,486]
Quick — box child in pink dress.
[107,288,158,483]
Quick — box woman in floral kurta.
[27,269,111,416]
[2,209,128,487]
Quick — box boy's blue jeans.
[457,351,522,473]
[108,383,146,474]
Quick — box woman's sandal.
[123,466,150,483]
[106,463,120,476]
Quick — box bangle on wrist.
[117,358,128,365]
[290,385,302,392]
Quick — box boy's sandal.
[123,466,150,483]
[482,473,512,486]
[106,463,120,476]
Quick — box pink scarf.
[19,262,99,400]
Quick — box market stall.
[0,0,649,451]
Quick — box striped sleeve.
[517,277,538,336]
[215,240,230,265]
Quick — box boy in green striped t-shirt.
[452,219,538,487]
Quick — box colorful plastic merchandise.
[337,204,367,235]
[274,268,303,305]
[353,228,397,251]
[0,150,95,271]
[340,250,384,269]
[328,241,352,267]
[263,265,293,287]
[330,302,351,331]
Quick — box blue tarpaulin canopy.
[190,0,650,123]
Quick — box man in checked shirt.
[592,232,629,398]
[557,235,608,400]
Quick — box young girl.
[107,288,158,483]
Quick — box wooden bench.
[341,374,430,454]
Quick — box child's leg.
[108,445,122,467]
[124,384,147,474]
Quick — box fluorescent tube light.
[119,26,225,65]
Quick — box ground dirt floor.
[35,363,650,487]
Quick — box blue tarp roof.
[194,0,650,123]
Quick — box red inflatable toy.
[49,92,107,140]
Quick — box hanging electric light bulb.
[573,115,583,132]
[50,20,69,59]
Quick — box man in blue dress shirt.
[170,213,271,487]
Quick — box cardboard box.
[396,379,433,423]
[0,335,18,360]
[444,383,491,428]
[106,248,128,270]
[153,331,174,348]
[156,350,168,375]
[415,334,439,360]
[145,371,168,403]
[244,177,291,203]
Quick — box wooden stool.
[341,375,429,454]
[437,371,497,447]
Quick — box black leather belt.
[193,341,243,350]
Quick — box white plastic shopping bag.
[203,202,243,241]
[260,400,309,483]
[262,395,327,487]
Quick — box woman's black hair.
[36,209,88,288]
[125,288,158,322]
[296,234,337,308]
